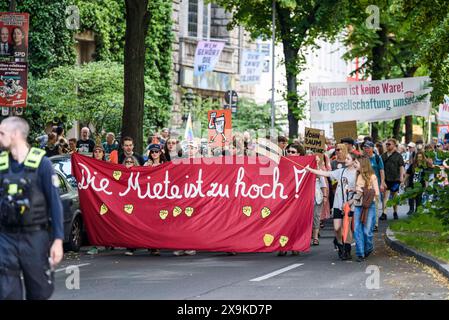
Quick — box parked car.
[49,155,86,252]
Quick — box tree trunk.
[122,0,150,154]
[284,48,299,139]
[392,118,401,141]
[405,115,413,143]
[9,0,17,11]
[370,24,388,143]
[403,67,417,143]
[276,5,300,139]
[371,123,379,142]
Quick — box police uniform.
[0,147,64,300]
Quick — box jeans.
[354,203,376,258]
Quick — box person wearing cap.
[341,137,361,156]
[144,143,166,167]
[405,142,416,171]
[362,140,385,231]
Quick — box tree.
[25,61,124,140]
[214,0,348,139]
[342,0,449,143]
[122,0,150,153]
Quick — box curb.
[385,227,449,281]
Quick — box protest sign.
[304,127,326,152]
[310,77,432,122]
[240,50,264,85]
[208,109,232,148]
[193,40,225,76]
[72,154,316,252]
[333,121,357,144]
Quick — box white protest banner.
[309,77,432,123]
[240,50,264,85]
[438,95,449,123]
[193,40,225,76]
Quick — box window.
[188,0,198,37]
[185,1,229,43]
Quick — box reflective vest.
[0,148,49,229]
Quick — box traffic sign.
[224,90,238,106]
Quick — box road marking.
[55,263,91,273]
[249,263,304,282]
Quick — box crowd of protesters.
[36,124,449,262]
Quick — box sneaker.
[277,251,287,256]
[356,256,365,262]
[373,226,378,232]
[149,249,160,256]
[173,250,185,256]
[184,250,196,256]
[365,249,373,258]
[379,213,387,221]
[125,249,135,256]
[291,251,300,256]
[406,210,414,216]
[87,247,98,255]
[393,212,399,220]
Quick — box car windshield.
[52,157,77,189]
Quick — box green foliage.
[213,0,349,137]
[75,0,173,136]
[0,0,76,78]
[388,152,449,226]
[75,0,126,62]
[233,98,283,133]
[25,61,124,140]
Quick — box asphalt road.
[52,205,449,300]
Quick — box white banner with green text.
[309,77,432,123]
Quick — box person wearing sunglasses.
[144,143,166,168]
[285,143,305,156]
[380,139,405,220]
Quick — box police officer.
[0,117,64,300]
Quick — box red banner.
[72,154,317,252]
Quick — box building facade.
[170,0,257,128]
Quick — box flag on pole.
[184,112,194,141]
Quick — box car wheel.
[66,216,82,252]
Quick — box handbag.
[360,187,375,225]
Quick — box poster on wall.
[0,12,29,109]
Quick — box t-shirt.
[76,139,95,154]
[381,151,405,182]
[369,154,384,186]
[331,160,346,171]
[329,167,357,210]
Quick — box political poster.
[208,109,232,148]
[304,127,326,152]
[310,77,432,123]
[0,12,29,63]
[193,40,225,76]
[72,153,316,252]
[0,12,29,108]
[333,121,358,144]
[240,50,264,85]
[0,61,27,107]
